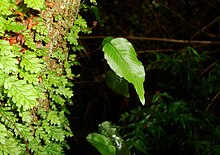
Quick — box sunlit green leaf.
[0,40,12,55]
[24,0,45,10]
[19,70,39,85]
[47,111,60,125]
[4,77,38,110]
[90,0,97,5]
[0,0,15,15]
[5,21,26,33]
[102,38,145,105]
[20,52,43,73]
[0,55,18,74]
[0,40,18,74]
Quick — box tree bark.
[41,0,81,54]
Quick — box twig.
[79,36,220,45]
[191,16,220,39]
[137,49,180,53]
[197,60,220,79]
[205,91,220,111]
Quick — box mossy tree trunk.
[0,0,82,154]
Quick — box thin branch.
[191,16,220,39]
[205,91,220,111]
[197,60,220,79]
[79,36,220,45]
[137,49,180,53]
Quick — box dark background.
[67,0,220,154]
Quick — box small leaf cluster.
[87,121,131,155]
[65,15,92,46]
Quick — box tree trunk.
[41,0,80,54]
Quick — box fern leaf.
[19,70,39,85]
[20,52,43,73]
[24,0,45,10]
[4,77,38,111]
[0,0,16,15]
[0,40,18,73]
[0,55,18,74]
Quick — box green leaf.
[102,37,113,46]
[4,77,38,111]
[47,72,68,87]
[65,25,80,45]
[105,70,130,97]
[20,52,43,73]
[55,86,73,98]
[0,123,8,144]
[0,107,18,127]
[19,111,32,123]
[0,40,18,73]
[35,127,50,143]
[0,0,16,15]
[40,143,64,155]
[0,55,18,74]
[0,138,22,155]
[0,122,23,154]
[87,121,131,155]
[29,137,41,152]
[87,133,116,155]
[48,126,66,141]
[47,111,61,125]
[5,21,26,33]
[32,19,48,36]
[15,123,33,140]
[102,38,145,105]
[0,17,7,36]
[98,121,131,155]
[51,94,65,106]
[24,0,45,10]
[19,70,39,85]
[75,15,89,28]
[23,33,37,51]
[90,0,97,5]
[0,40,13,56]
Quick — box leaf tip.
[141,99,145,105]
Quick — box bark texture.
[41,0,81,54]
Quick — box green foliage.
[20,52,43,73]
[0,0,16,15]
[0,40,19,73]
[147,47,219,108]
[24,0,45,11]
[4,77,39,111]
[87,133,116,155]
[90,5,104,27]
[102,37,145,105]
[120,93,219,155]
[0,0,83,154]
[119,48,220,155]
[87,121,131,155]
[105,70,129,97]
[90,0,97,5]
[65,15,91,45]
